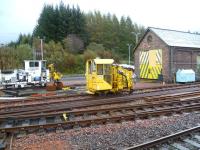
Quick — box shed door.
[196,56,200,79]
[140,49,162,79]
[140,51,149,78]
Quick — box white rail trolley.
[0,60,50,89]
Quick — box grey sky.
[0,0,200,43]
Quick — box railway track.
[132,82,200,93]
[126,125,200,150]
[1,83,200,149]
[1,84,200,114]
[0,93,200,134]
[1,94,200,123]
[0,92,89,108]
[0,82,200,109]
[1,88,200,118]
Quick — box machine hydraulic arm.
[47,64,63,91]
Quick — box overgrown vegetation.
[0,2,145,74]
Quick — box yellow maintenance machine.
[46,64,64,91]
[85,58,134,94]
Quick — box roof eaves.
[133,27,169,53]
[149,28,170,47]
[133,28,149,52]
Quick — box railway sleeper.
[16,130,27,138]
[37,128,46,136]
[22,119,30,126]
[105,118,115,125]
[2,121,13,129]
[171,142,190,150]
[90,120,98,128]
[183,138,200,148]
[96,112,102,117]
[0,134,6,150]
[108,111,115,116]
[82,113,89,119]
[56,126,64,133]
[119,117,127,124]
[68,114,75,121]
[73,123,81,130]
[39,117,47,125]
[54,116,62,123]
[121,109,127,114]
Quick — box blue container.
[176,69,195,83]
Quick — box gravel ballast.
[11,112,200,150]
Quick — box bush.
[83,50,97,62]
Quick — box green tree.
[85,12,145,59]
[33,2,87,44]
[0,44,32,69]
[15,44,33,67]
[33,5,57,42]
[17,33,33,45]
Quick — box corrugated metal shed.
[150,27,200,48]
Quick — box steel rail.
[125,125,200,150]
[1,82,200,104]
[0,94,200,121]
[1,89,200,117]
[0,103,200,133]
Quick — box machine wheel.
[97,91,108,96]
[41,83,46,87]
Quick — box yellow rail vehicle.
[86,59,133,94]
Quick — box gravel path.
[11,112,200,150]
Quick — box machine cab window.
[97,64,111,75]
[97,64,103,75]
[86,59,114,77]
[104,64,111,75]
[88,61,96,74]
[29,61,39,67]
[42,61,47,71]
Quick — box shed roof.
[150,27,200,48]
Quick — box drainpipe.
[191,51,193,68]
[170,46,174,83]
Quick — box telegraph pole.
[132,32,141,44]
[127,43,132,65]
[40,38,43,60]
